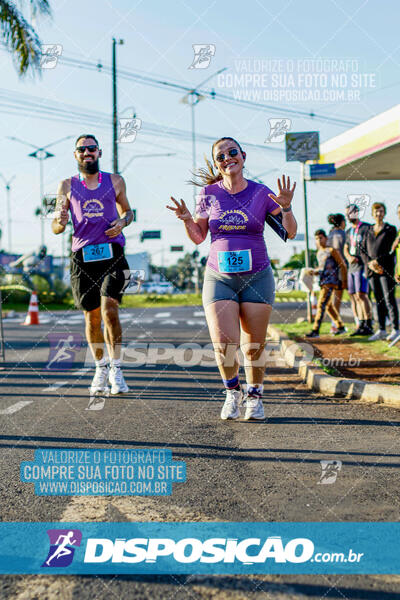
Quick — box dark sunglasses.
[215,148,239,163]
[76,145,98,153]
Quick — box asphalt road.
[0,304,400,599]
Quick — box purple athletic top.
[195,179,279,274]
[69,171,125,252]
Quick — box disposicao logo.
[42,529,82,568]
[83,536,314,564]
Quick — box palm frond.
[0,0,42,75]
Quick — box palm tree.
[0,0,51,76]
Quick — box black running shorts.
[70,243,131,312]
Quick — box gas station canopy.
[311,104,400,181]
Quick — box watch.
[282,206,292,213]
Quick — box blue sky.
[1,0,400,264]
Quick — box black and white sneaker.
[333,326,347,335]
[244,388,265,421]
[306,330,320,338]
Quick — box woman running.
[167,137,297,420]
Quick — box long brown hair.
[189,137,245,187]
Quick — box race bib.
[217,249,252,273]
[82,243,113,262]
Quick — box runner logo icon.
[42,529,82,567]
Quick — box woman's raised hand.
[268,175,296,210]
[166,197,192,221]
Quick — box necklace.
[79,171,102,190]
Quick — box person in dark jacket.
[365,202,399,342]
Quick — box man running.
[52,134,133,395]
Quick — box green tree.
[283,249,317,269]
[0,0,51,76]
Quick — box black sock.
[360,320,366,328]
[367,319,372,329]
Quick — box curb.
[268,325,400,409]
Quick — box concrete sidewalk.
[268,325,400,409]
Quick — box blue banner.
[0,522,399,574]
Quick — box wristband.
[282,206,292,213]
[124,216,129,227]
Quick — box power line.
[0,88,285,152]
[58,54,359,128]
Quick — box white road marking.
[161,319,178,325]
[155,312,171,318]
[131,318,154,324]
[72,368,91,376]
[0,401,33,415]
[41,381,68,392]
[187,320,206,326]
[194,311,205,317]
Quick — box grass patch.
[276,322,400,360]
[121,293,203,308]
[2,301,73,313]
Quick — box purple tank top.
[69,171,125,252]
[195,179,279,274]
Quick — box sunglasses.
[215,148,239,163]
[76,145,98,153]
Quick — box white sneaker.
[388,331,400,347]
[89,366,109,395]
[244,392,265,421]
[221,389,242,420]
[368,330,387,342]
[109,366,129,395]
[386,329,400,342]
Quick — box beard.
[78,158,99,175]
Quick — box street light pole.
[181,67,228,210]
[7,135,74,248]
[0,174,16,252]
[301,162,312,322]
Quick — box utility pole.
[0,174,16,252]
[301,162,312,322]
[112,38,124,174]
[181,67,228,211]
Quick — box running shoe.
[89,365,109,395]
[306,330,320,338]
[350,326,369,336]
[387,329,400,342]
[368,330,387,342]
[388,331,400,347]
[109,366,129,395]
[244,389,265,421]
[333,326,347,336]
[221,389,242,420]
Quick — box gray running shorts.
[202,265,275,306]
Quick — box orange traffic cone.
[22,291,40,325]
